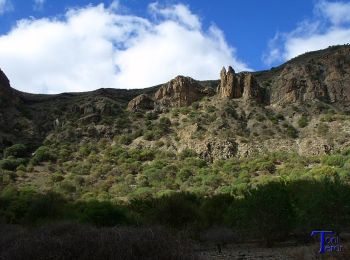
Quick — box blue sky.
[0,0,349,93]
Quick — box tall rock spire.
[218,66,262,103]
[218,66,242,98]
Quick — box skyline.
[0,0,350,93]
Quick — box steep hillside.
[1,45,350,199]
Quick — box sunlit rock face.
[154,75,206,107]
[218,66,262,103]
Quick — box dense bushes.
[3,144,28,158]
[2,178,350,246]
[240,182,294,246]
[31,146,57,165]
[0,157,27,171]
[76,200,129,227]
[0,144,29,171]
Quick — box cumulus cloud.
[263,0,350,65]
[33,0,45,11]
[316,0,350,25]
[0,2,249,94]
[0,0,13,15]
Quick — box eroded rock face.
[218,66,241,98]
[269,65,328,105]
[269,46,350,105]
[200,139,237,162]
[127,94,154,111]
[239,73,262,102]
[154,76,206,107]
[218,66,262,103]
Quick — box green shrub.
[317,123,329,135]
[179,107,190,115]
[129,149,155,161]
[117,134,133,145]
[191,102,200,110]
[132,129,143,139]
[32,146,56,164]
[52,173,64,183]
[321,114,336,122]
[58,148,71,161]
[179,149,197,159]
[225,106,238,119]
[298,116,309,128]
[4,144,28,158]
[146,112,158,120]
[256,114,265,122]
[16,164,26,172]
[159,117,171,132]
[206,106,216,113]
[322,155,346,167]
[143,130,155,141]
[0,158,27,171]
[309,165,337,178]
[177,168,193,182]
[286,125,298,138]
[59,180,76,193]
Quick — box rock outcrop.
[127,94,154,111]
[239,73,262,102]
[154,76,208,107]
[200,139,237,162]
[218,66,262,103]
[218,66,241,98]
[268,45,350,106]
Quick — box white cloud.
[34,0,45,11]
[149,2,201,30]
[263,0,350,65]
[0,0,13,15]
[316,0,350,25]
[0,2,249,94]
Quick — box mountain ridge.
[1,44,350,158]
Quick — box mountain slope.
[1,45,350,157]
[1,45,350,199]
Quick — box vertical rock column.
[218,66,242,98]
[241,73,262,102]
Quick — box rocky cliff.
[218,66,262,103]
[258,45,350,106]
[128,76,215,111]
